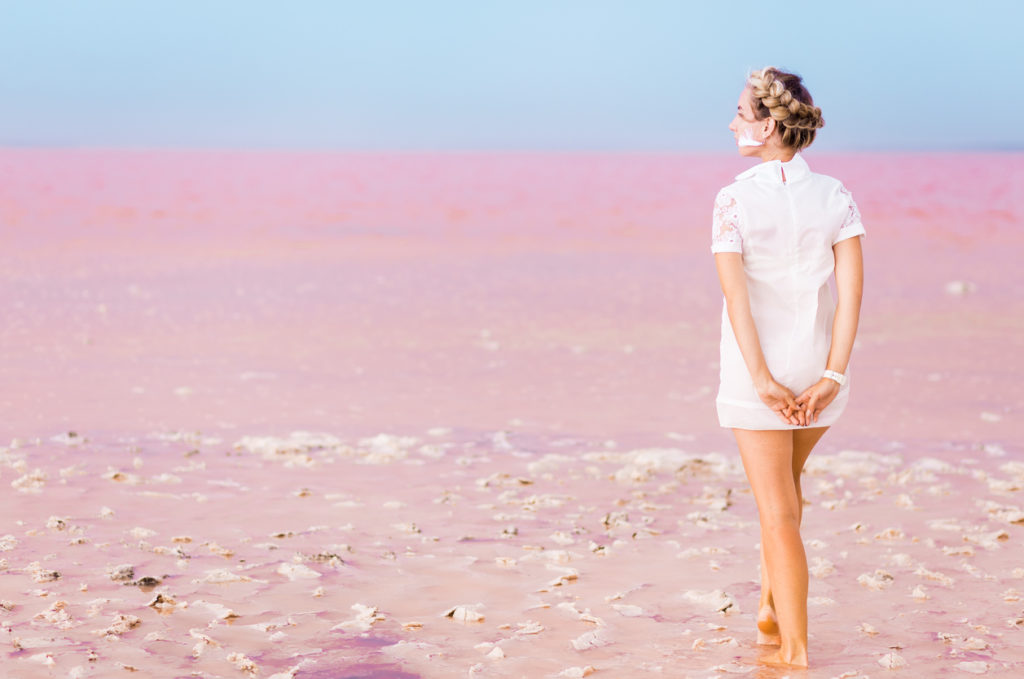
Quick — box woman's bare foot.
[761,647,809,668]
[756,605,780,646]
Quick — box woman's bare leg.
[757,546,779,644]
[757,427,828,645]
[735,428,826,667]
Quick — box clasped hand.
[756,377,839,427]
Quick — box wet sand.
[1,150,1022,677]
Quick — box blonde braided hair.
[747,67,824,152]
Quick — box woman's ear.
[763,118,776,140]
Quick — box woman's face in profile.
[729,87,767,156]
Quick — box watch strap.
[823,369,847,386]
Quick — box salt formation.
[570,629,611,651]
[106,564,134,581]
[682,589,736,614]
[955,661,989,674]
[332,603,385,632]
[96,614,141,638]
[227,652,259,677]
[857,569,895,590]
[443,604,485,623]
[877,651,907,669]
[276,563,321,580]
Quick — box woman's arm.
[796,235,864,422]
[715,252,804,426]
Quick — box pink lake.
[1,150,1022,678]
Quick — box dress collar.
[735,153,811,184]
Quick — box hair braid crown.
[747,67,824,151]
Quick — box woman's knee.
[760,505,801,533]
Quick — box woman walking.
[711,67,865,667]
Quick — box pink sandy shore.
[1,150,1023,677]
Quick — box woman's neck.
[759,146,796,163]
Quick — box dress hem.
[715,391,848,431]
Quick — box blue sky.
[1,1,1020,151]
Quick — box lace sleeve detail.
[835,184,866,243]
[711,190,743,253]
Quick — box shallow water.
[1,150,1022,677]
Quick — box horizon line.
[2,143,1022,154]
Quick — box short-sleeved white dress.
[711,154,865,430]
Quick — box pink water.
[1,150,1022,677]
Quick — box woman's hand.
[795,378,840,425]
[755,377,805,426]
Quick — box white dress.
[711,154,865,430]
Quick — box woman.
[711,67,864,667]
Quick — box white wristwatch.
[823,370,847,386]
